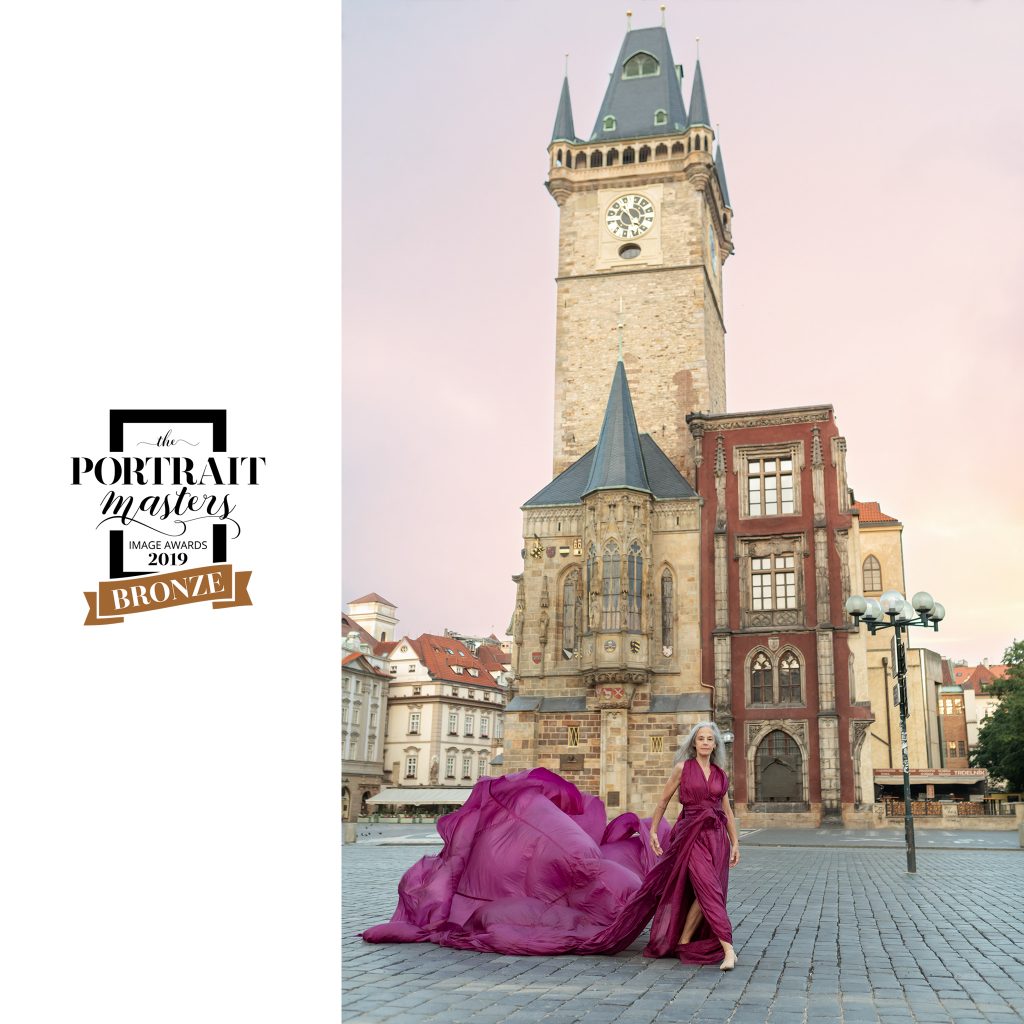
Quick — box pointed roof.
[584,360,650,495]
[714,146,732,209]
[687,59,711,128]
[590,26,687,141]
[551,75,578,143]
[348,591,396,608]
[523,362,697,507]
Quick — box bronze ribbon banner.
[84,564,252,625]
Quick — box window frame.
[734,443,804,520]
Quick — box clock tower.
[547,25,733,481]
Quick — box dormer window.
[468,668,479,677]
[623,52,659,79]
[453,665,464,675]
[654,109,667,126]
[603,115,616,132]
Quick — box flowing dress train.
[360,762,733,964]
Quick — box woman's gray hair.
[673,720,727,768]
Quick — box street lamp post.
[844,589,945,874]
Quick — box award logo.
[73,410,264,626]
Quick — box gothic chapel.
[505,20,876,826]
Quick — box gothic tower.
[548,26,733,481]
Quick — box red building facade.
[688,406,875,825]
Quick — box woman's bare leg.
[678,898,703,945]
[719,940,736,970]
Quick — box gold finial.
[661,5,667,27]
[626,10,632,30]
[696,37,701,60]
[565,53,569,76]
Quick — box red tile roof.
[852,501,900,525]
[412,633,498,687]
[342,651,389,676]
[348,592,396,607]
[477,644,511,672]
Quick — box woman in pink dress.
[360,721,740,969]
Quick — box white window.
[751,554,797,611]
[464,713,474,737]
[448,709,459,735]
[468,668,479,677]
[747,455,795,516]
[453,665,464,675]
[411,686,421,695]
[480,714,490,738]
[408,712,420,735]
[405,755,417,779]
[445,754,456,778]
[451,687,459,697]
[351,708,359,726]
[478,754,488,777]
[407,665,416,673]
[462,755,472,778]
[468,690,475,700]
[495,717,504,739]
[389,665,397,674]
[369,710,377,729]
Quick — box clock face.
[606,194,655,239]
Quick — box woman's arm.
[648,763,683,856]
[721,790,740,866]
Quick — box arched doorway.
[754,730,803,802]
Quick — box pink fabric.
[360,763,733,964]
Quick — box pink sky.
[343,0,1024,664]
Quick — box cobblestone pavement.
[343,843,1024,1024]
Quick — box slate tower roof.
[687,59,712,128]
[523,361,695,507]
[715,145,732,209]
[589,26,687,141]
[550,75,578,143]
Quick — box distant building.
[377,634,507,811]
[347,592,399,644]
[341,619,391,822]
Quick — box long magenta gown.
[360,761,734,965]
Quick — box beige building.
[379,634,506,805]
[341,625,390,822]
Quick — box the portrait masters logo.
[73,410,264,626]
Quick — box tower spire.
[583,362,651,497]
[550,73,577,144]
[687,57,712,129]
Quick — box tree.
[970,639,1024,790]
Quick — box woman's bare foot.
[719,944,736,971]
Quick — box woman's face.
[695,727,716,757]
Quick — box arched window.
[555,148,563,167]
[602,542,621,630]
[751,652,773,703]
[755,731,804,802]
[654,110,667,127]
[661,569,673,652]
[575,151,587,168]
[603,115,616,132]
[590,149,603,168]
[627,542,643,631]
[638,145,651,163]
[562,569,581,656]
[623,52,659,78]
[778,651,801,702]
[607,148,619,166]
[623,146,636,165]
[586,544,597,630]
[671,141,684,155]
[863,555,882,592]
[655,143,668,158]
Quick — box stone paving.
[343,841,1024,1023]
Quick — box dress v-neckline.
[693,758,713,785]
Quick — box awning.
[367,788,474,806]
[874,771,987,786]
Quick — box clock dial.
[606,194,655,239]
